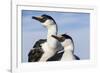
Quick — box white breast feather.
[39,42,56,61]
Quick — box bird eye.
[40,17,47,23]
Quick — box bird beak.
[32,16,43,21]
[52,35,64,42]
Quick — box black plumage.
[33,39,46,48]
[47,51,64,61]
[74,55,80,60]
[28,39,46,62]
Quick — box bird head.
[52,34,73,48]
[32,14,56,28]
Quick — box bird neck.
[47,24,58,37]
[46,24,60,51]
[64,43,74,53]
[61,45,74,60]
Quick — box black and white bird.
[28,14,63,62]
[48,34,80,61]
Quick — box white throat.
[47,25,58,37]
[42,20,58,37]
[61,41,75,61]
[46,23,59,50]
[62,40,74,51]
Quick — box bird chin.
[42,24,47,28]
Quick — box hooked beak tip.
[32,16,36,19]
[51,35,55,37]
[32,16,34,19]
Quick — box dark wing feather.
[33,39,46,48]
[47,51,64,61]
[28,39,46,62]
[74,55,80,60]
[28,48,44,62]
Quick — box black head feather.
[32,14,56,23]
[61,34,73,41]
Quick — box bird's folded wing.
[47,50,64,61]
[28,48,44,62]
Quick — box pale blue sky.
[22,10,90,62]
